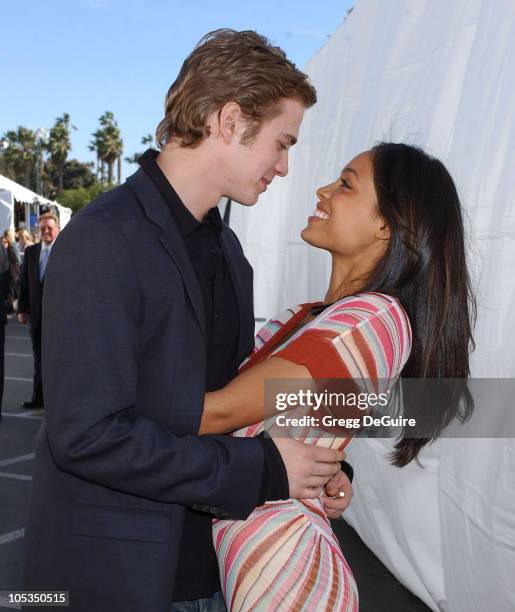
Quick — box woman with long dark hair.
[354,142,475,464]
[199,142,475,610]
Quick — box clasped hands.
[273,437,352,519]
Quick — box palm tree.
[142,134,153,148]
[90,112,123,184]
[124,133,154,165]
[90,123,105,183]
[1,127,37,188]
[89,128,106,182]
[47,114,76,193]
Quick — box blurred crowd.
[1,227,41,313]
[0,214,61,419]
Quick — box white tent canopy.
[0,189,14,232]
[0,174,72,230]
[231,1,515,610]
[0,174,58,207]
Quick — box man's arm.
[42,215,267,519]
[42,214,342,517]
[17,248,30,322]
[200,310,355,507]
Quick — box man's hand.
[17,313,29,325]
[273,437,344,499]
[321,469,353,518]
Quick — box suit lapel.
[126,168,206,342]
[159,216,206,341]
[32,243,42,286]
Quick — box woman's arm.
[199,357,311,434]
[201,294,412,436]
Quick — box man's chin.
[229,195,259,207]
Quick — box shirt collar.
[138,149,222,237]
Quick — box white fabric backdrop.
[0,190,14,232]
[231,1,515,610]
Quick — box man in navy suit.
[17,212,60,409]
[23,30,351,611]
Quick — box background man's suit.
[23,168,266,612]
[17,242,44,406]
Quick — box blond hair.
[156,29,316,148]
[38,212,60,227]
[2,229,15,246]
[17,229,32,243]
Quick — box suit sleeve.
[17,248,30,314]
[42,214,264,520]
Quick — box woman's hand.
[321,469,353,518]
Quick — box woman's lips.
[308,206,331,223]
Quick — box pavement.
[0,316,430,611]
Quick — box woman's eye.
[340,178,351,188]
[278,142,287,151]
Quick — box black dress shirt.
[138,150,288,601]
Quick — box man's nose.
[274,151,289,177]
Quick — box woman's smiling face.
[301,151,389,259]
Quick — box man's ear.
[218,102,243,144]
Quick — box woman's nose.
[316,183,332,200]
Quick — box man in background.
[17,212,60,409]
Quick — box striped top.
[235,292,412,442]
[213,293,412,611]
[251,292,411,376]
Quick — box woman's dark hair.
[361,142,476,466]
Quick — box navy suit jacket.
[17,242,43,331]
[23,168,262,611]
[0,245,10,324]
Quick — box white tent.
[231,1,515,610]
[0,174,72,231]
[0,188,14,232]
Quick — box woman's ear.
[218,102,243,144]
[376,219,391,240]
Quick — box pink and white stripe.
[214,293,412,611]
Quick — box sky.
[2,0,354,180]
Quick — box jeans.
[170,591,226,612]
